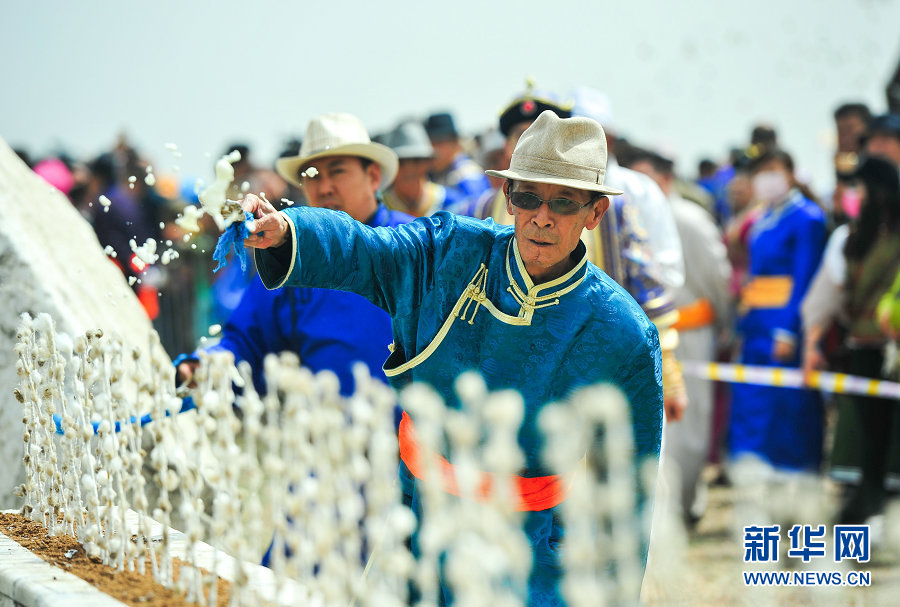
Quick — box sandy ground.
[642,469,900,607]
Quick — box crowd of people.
[14,83,900,600]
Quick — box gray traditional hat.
[382,121,435,160]
[486,110,624,196]
[276,113,399,190]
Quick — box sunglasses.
[509,190,594,215]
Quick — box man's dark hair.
[750,125,778,148]
[278,138,302,159]
[834,103,872,124]
[225,143,251,169]
[698,159,717,178]
[612,140,639,168]
[619,146,674,177]
[225,143,250,158]
[88,152,118,189]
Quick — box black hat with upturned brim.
[498,96,572,137]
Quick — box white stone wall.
[0,137,167,509]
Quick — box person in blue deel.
[730,147,827,473]
[175,113,413,397]
[242,110,664,606]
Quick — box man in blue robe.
[480,85,687,422]
[424,111,491,206]
[242,111,664,605]
[176,113,412,397]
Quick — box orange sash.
[672,298,716,332]
[398,412,575,511]
[740,276,794,309]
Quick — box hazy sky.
[2,0,899,191]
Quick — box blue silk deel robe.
[430,153,492,207]
[730,190,826,471]
[255,208,664,606]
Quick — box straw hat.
[276,113,399,190]
[486,110,624,196]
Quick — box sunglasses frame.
[508,190,595,215]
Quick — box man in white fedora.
[177,111,412,405]
[242,110,663,605]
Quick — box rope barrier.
[52,397,196,435]
[50,360,900,437]
[680,360,900,399]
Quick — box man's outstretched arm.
[240,193,464,318]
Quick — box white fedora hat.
[486,110,623,196]
[276,113,399,190]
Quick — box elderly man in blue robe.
[241,110,664,606]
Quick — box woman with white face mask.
[751,162,793,205]
[729,148,828,475]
